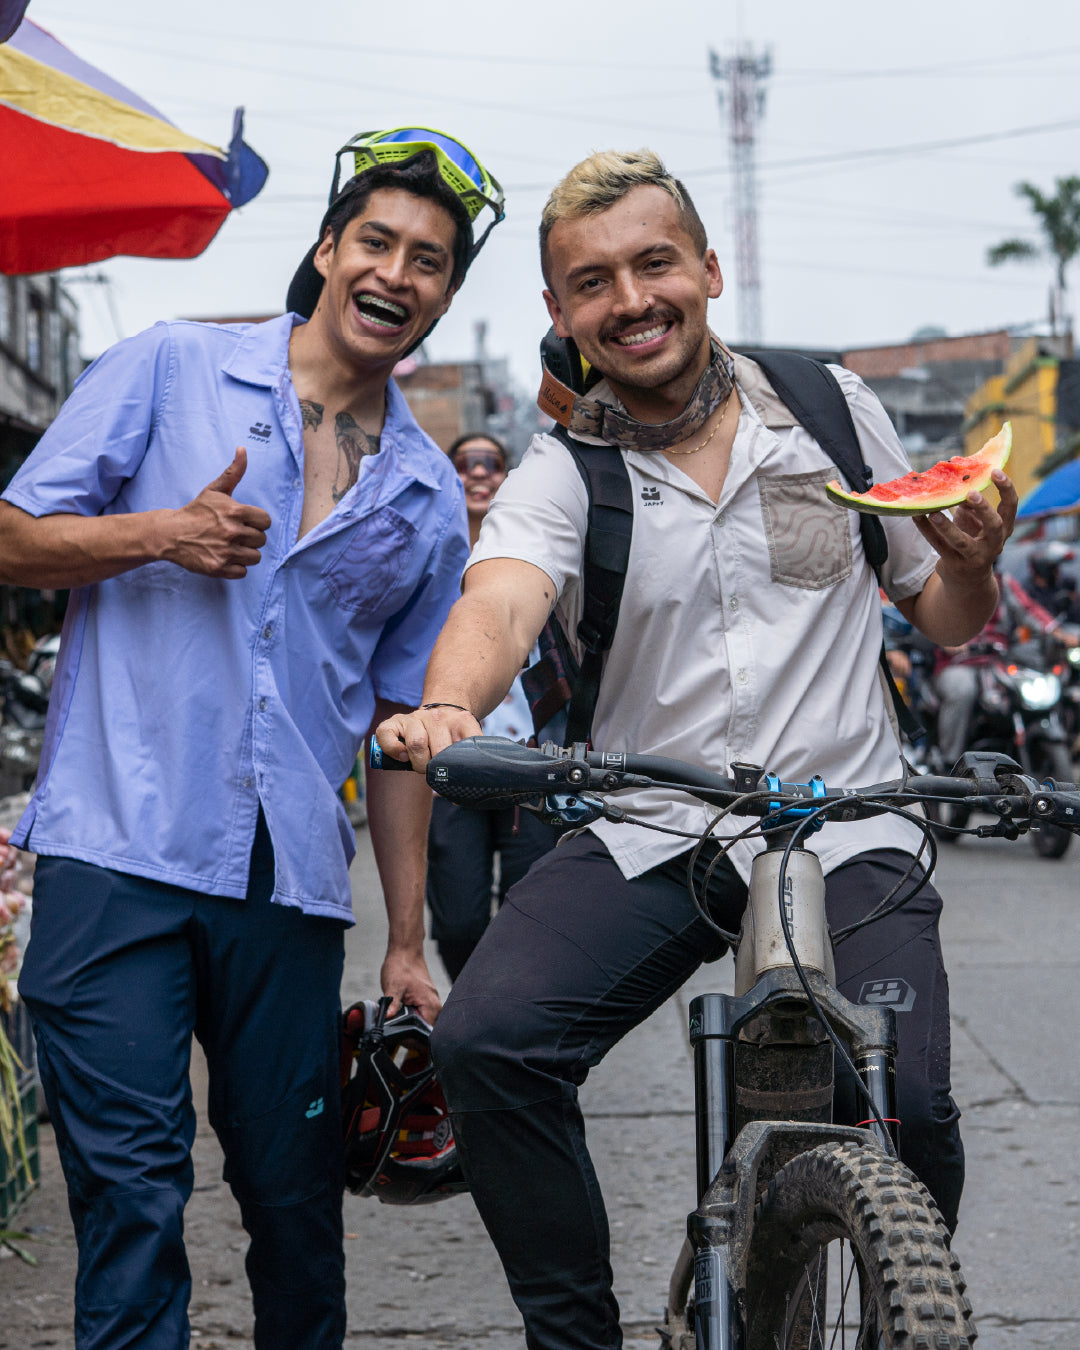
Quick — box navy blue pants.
[432,834,963,1350]
[18,818,347,1350]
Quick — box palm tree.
[987,176,1080,349]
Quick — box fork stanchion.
[688,994,738,1201]
[854,1047,899,1154]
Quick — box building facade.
[963,337,1073,501]
[0,273,81,488]
[0,273,82,646]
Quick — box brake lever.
[535,791,632,827]
[974,819,1026,840]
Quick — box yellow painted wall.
[964,337,1058,500]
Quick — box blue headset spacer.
[762,772,827,834]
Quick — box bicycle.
[371,734,1080,1349]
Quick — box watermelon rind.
[826,423,1012,517]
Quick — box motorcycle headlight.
[1017,672,1061,710]
[0,726,36,764]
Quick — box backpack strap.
[551,425,634,746]
[745,350,923,743]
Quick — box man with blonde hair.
[378,148,1015,1349]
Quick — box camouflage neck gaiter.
[543,339,736,452]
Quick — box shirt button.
[262,624,273,639]
[736,668,748,685]
[258,697,268,712]
[729,596,739,612]
[293,478,301,489]
[717,513,727,527]
[241,776,254,789]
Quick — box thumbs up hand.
[164,448,273,578]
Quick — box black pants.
[426,796,557,979]
[431,834,963,1350]
[19,817,347,1350]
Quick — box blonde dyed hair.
[539,148,707,286]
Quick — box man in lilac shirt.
[0,129,502,1349]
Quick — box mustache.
[601,307,679,343]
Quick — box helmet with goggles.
[340,996,467,1206]
[287,125,504,325]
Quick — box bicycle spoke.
[830,1240,857,1350]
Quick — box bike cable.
[831,809,938,944]
[771,793,951,1155]
[774,803,899,1158]
[685,793,780,944]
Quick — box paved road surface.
[3,823,1077,1348]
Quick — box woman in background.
[426,434,557,979]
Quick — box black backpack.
[520,347,921,746]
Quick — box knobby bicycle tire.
[743,1141,975,1350]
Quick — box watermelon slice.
[826,423,1012,517]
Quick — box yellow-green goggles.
[331,126,505,229]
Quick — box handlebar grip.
[367,734,415,771]
[1033,788,1080,827]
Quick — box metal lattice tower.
[709,46,771,345]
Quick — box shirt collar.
[730,353,803,430]
[381,379,443,491]
[221,314,443,493]
[221,312,301,388]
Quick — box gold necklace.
[664,389,736,457]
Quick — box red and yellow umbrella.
[0,13,268,275]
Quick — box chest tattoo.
[332,411,381,501]
[300,399,324,430]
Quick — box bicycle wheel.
[744,1142,975,1350]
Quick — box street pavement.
[2,820,1078,1348]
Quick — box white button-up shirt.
[467,358,938,881]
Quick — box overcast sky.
[24,0,1080,394]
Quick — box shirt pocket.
[322,507,419,617]
[758,470,853,591]
[109,560,187,593]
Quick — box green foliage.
[0,1018,30,1191]
[0,1227,38,1264]
[986,238,1038,266]
[987,176,1080,291]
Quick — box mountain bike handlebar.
[369,734,1080,832]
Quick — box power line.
[44,12,1080,82]
[764,254,1042,289]
[693,117,1080,177]
[39,31,726,142]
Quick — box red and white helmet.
[340,997,467,1205]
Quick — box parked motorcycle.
[915,641,1074,858]
[0,649,51,795]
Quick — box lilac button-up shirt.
[3,314,468,922]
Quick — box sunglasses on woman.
[452,450,505,476]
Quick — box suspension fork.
[853,1046,899,1154]
[687,993,744,1350]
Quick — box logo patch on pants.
[858,978,916,1013]
[305,1097,325,1118]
